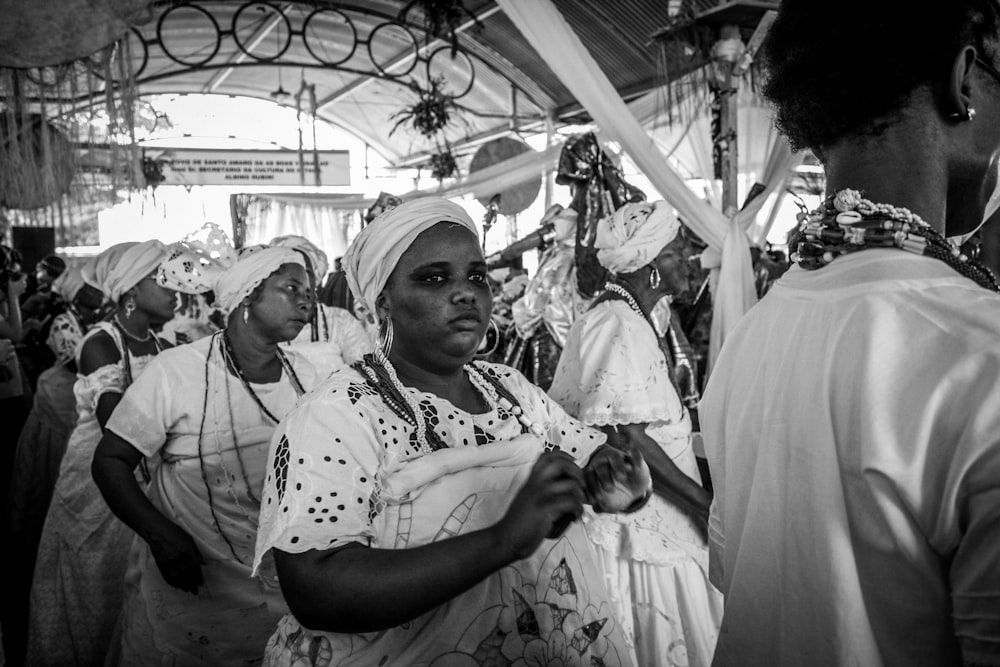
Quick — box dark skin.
[273,222,647,634]
[598,230,712,527]
[92,264,312,594]
[824,45,1000,237]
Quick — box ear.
[946,45,979,118]
[374,292,390,323]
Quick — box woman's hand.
[494,451,587,559]
[147,521,204,594]
[584,444,652,513]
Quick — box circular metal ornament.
[232,1,292,62]
[425,45,475,99]
[367,21,419,78]
[157,3,221,68]
[302,8,357,66]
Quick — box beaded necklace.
[354,353,549,455]
[197,331,306,563]
[792,188,999,291]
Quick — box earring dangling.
[376,318,394,361]
[478,318,501,357]
[242,304,249,325]
[951,105,976,121]
[649,266,661,289]
[125,297,136,319]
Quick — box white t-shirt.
[701,249,1000,666]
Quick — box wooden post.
[718,24,742,216]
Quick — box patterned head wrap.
[595,201,680,274]
[157,223,237,295]
[343,197,478,322]
[90,240,169,303]
[269,235,329,280]
[52,264,86,302]
[213,246,306,315]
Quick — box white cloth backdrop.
[496,0,758,370]
[243,194,358,266]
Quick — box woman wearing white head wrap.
[93,245,319,666]
[549,201,722,667]
[271,235,371,378]
[254,196,643,667]
[27,240,176,666]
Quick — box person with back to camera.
[700,1,1000,665]
[253,197,651,666]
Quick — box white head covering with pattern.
[342,197,478,322]
[213,246,306,315]
[157,223,238,295]
[595,200,680,274]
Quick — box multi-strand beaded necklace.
[792,188,999,291]
[354,351,549,456]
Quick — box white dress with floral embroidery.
[254,362,635,667]
[27,321,158,666]
[549,301,723,667]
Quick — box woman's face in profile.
[654,233,701,304]
[250,263,312,342]
[381,222,493,368]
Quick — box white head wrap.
[157,223,238,295]
[595,200,680,274]
[270,235,329,280]
[343,197,478,321]
[213,246,306,315]
[91,240,169,303]
[52,264,86,302]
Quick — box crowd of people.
[1,0,999,665]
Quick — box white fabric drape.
[243,196,357,264]
[496,0,757,369]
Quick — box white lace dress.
[27,321,158,666]
[549,301,723,667]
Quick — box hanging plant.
[397,0,482,56]
[428,149,458,181]
[142,154,166,189]
[389,75,456,138]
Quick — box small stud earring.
[951,106,976,121]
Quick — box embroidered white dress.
[254,362,636,667]
[105,334,317,666]
[27,322,158,666]
[549,301,723,667]
[284,303,372,380]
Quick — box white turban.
[52,265,86,302]
[343,197,478,320]
[213,246,306,315]
[91,240,169,303]
[270,235,329,280]
[595,201,680,274]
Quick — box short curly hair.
[761,0,1000,152]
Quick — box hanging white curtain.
[243,194,359,264]
[495,0,757,369]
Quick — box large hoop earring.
[479,318,500,356]
[649,266,661,289]
[125,297,136,319]
[376,318,394,361]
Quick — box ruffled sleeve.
[105,348,181,457]
[75,363,125,412]
[549,301,685,427]
[253,373,383,575]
